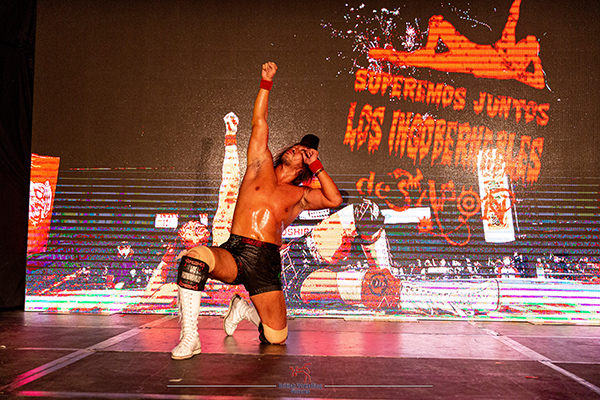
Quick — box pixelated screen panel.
[27,0,600,320]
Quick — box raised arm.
[301,149,343,210]
[248,62,277,165]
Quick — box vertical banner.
[27,154,60,255]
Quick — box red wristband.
[309,159,324,174]
[260,79,273,91]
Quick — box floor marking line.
[324,385,433,388]
[491,334,551,361]
[3,349,92,383]
[15,391,233,399]
[1,316,173,393]
[480,326,600,395]
[16,347,87,351]
[539,360,600,395]
[168,385,277,388]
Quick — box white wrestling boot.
[223,294,261,336]
[171,287,202,360]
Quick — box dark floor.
[1,311,599,399]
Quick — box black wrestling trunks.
[219,234,282,296]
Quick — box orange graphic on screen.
[369,0,545,89]
[28,154,60,254]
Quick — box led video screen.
[27,0,600,322]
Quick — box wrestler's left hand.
[301,148,319,165]
[176,249,189,260]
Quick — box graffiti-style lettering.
[513,135,531,182]
[388,110,411,157]
[486,94,511,119]
[354,69,368,91]
[536,104,550,126]
[356,170,483,246]
[348,79,547,184]
[430,119,446,166]
[406,113,422,163]
[528,137,544,183]
[344,102,358,149]
[420,117,435,163]
[344,102,386,153]
[424,181,480,246]
[466,126,485,171]
[512,98,526,123]
[367,72,382,95]
[440,121,456,166]
[353,69,467,110]
[453,87,467,111]
[383,114,545,183]
[472,91,550,126]
[426,82,444,106]
[416,177,481,246]
[390,75,404,98]
[369,107,386,153]
[403,78,417,102]
[454,123,470,169]
[473,92,485,115]
[356,171,376,197]
[355,168,494,246]
[356,169,423,212]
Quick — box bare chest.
[238,178,304,222]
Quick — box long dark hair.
[273,144,313,186]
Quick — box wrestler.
[171,62,342,359]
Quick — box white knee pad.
[186,246,216,273]
[259,323,288,345]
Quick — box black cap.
[298,134,319,150]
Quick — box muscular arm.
[300,150,343,210]
[248,62,277,167]
[305,170,343,210]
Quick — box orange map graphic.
[369,0,545,89]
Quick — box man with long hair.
[171,62,342,359]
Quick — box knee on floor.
[260,323,288,345]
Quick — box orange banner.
[28,154,60,255]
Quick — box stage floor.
[1,311,599,399]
